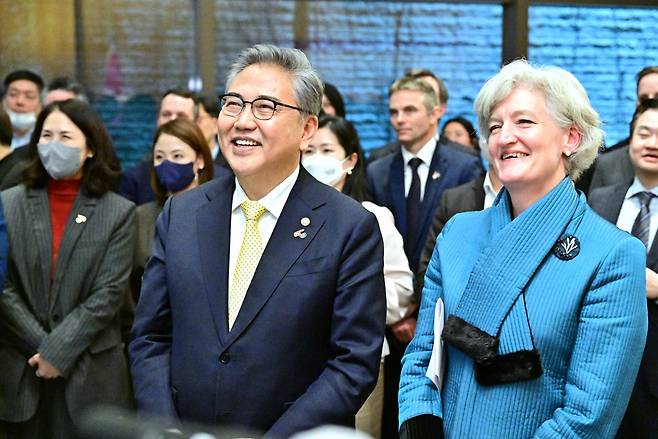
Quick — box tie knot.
[240,200,266,221]
[408,157,422,171]
[635,191,656,207]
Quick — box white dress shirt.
[362,201,413,358]
[616,177,658,248]
[482,172,500,209]
[400,135,438,202]
[228,166,300,289]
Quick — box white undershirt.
[482,172,499,209]
[228,166,300,289]
[400,135,437,202]
[616,177,658,249]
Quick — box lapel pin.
[432,171,441,180]
[301,217,311,227]
[75,214,87,224]
[552,235,580,261]
[293,228,307,239]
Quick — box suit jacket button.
[52,314,60,322]
[219,353,230,364]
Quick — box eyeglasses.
[219,94,307,121]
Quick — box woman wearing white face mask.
[0,100,134,438]
[130,118,213,303]
[303,115,414,438]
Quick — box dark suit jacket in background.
[366,138,479,166]
[0,185,135,424]
[129,168,386,438]
[589,144,634,195]
[366,141,481,273]
[589,183,658,438]
[415,176,485,296]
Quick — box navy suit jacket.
[366,141,481,272]
[129,168,386,437]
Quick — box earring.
[346,168,353,175]
[87,153,94,158]
[564,151,572,157]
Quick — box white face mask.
[302,154,351,187]
[6,109,37,131]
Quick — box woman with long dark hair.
[0,99,134,438]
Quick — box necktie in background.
[229,200,266,330]
[405,157,423,260]
[631,191,656,250]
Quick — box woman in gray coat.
[0,100,135,438]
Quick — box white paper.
[425,298,445,391]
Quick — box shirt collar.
[625,177,658,200]
[483,172,499,197]
[400,134,437,166]
[232,165,300,219]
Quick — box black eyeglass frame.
[218,93,308,120]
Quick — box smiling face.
[487,87,579,203]
[389,89,439,154]
[217,63,318,199]
[629,108,658,188]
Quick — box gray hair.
[225,44,323,116]
[474,59,603,181]
[389,77,438,113]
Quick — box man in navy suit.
[367,77,481,274]
[366,76,480,439]
[129,44,386,438]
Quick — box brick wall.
[529,5,658,146]
[4,2,656,168]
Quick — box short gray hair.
[225,44,323,116]
[474,59,603,181]
[389,77,438,113]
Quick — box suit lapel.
[416,143,445,252]
[471,178,486,211]
[50,193,97,310]
[26,189,53,316]
[197,177,234,346]
[388,152,406,234]
[598,184,626,224]
[224,169,326,346]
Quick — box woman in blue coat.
[398,60,648,438]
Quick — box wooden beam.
[294,0,310,51]
[502,0,529,65]
[0,0,76,81]
[195,0,216,94]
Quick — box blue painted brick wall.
[529,5,658,146]
[83,2,658,168]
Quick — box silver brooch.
[553,235,580,260]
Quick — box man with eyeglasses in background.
[130,44,386,438]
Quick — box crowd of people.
[0,45,657,439]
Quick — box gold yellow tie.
[228,200,267,330]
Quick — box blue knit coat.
[399,180,648,438]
